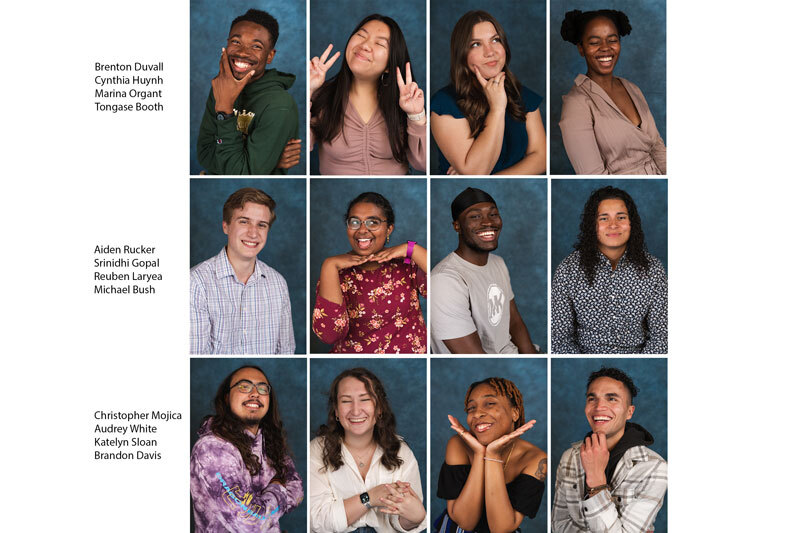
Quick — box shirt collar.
[213,247,265,282]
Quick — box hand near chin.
[371,244,407,264]
[580,432,609,488]
[485,419,536,459]
[449,415,486,456]
[473,66,507,112]
[325,252,375,272]
[212,47,253,114]
[397,62,425,119]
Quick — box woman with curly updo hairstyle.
[559,9,666,175]
[435,376,546,532]
[309,367,427,532]
[431,10,546,175]
[551,185,668,354]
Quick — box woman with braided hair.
[559,9,666,175]
[435,377,546,532]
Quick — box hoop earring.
[380,71,389,86]
[335,415,339,421]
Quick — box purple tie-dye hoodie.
[190,419,304,532]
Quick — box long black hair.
[311,14,413,164]
[205,365,292,482]
[575,186,649,285]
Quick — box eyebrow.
[597,211,627,216]
[236,216,269,224]
[228,33,266,46]
[467,394,498,404]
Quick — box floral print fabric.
[313,258,427,353]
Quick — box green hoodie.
[197,68,299,175]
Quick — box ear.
[577,43,585,57]
[222,220,230,235]
[512,407,520,423]
[387,224,394,238]
[452,220,461,233]
[626,404,635,420]
[267,49,276,64]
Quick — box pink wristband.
[404,241,416,264]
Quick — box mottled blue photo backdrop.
[551,357,668,532]
[310,0,427,174]
[190,358,307,532]
[430,0,547,174]
[309,358,428,495]
[191,0,306,175]
[309,178,428,353]
[550,0,667,175]
[431,178,549,352]
[190,178,307,353]
[430,358,548,532]
[551,178,667,275]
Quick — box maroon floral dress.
[313,258,427,354]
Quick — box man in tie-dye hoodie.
[190,365,304,532]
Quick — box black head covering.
[451,187,497,221]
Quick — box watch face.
[360,492,370,504]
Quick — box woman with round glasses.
[313,192,427,353]
[435,377,546,532]
[558,9,666,175]
[310,14,426,175]
[310,367,426,532]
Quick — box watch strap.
[404,241,416,264]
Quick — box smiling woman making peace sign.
[310,14,426,175]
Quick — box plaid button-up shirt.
[190,248,295,354]
[553,441,667,533]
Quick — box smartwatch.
[360,491,372,509]
[216,111,234,121]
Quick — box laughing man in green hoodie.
[197,9,301,175]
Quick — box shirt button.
[583,507,588,512]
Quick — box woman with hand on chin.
[310,14,426,175]
[436,377,546,533]
[431,10,545,175]
[559,9,666,175]
[312,192,427,354]
[310,368,427,533]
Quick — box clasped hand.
[373,482,426,524]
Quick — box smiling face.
[595,198,631,257]
[226,20,275,81]
[345,19,391,81]
[347,202,393,257]
[455,202,502,253]
[335,376,379,440]
[228,367,270,433]
[585,376,634,441]
[577,16,620,78]
[466,21,506,79]
[223,202,271,265]
[465,383,518,445]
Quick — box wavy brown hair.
[205,365,292,482]
[464,377,525,430]
[316,367,403,471]
[450,10,526,138]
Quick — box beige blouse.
[559,74,666,175]
[312,100,427,175]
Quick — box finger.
[310,57,320,72]
[396,66,405,89]
[283,144,302,154]
[379,507,400,515]
[473,66,488,87]
[405,61,412,85]
[219,47,226,74]
[324,50,341,69]
[320,43,333,63]
[591,432,600,448]
[598,432,607,449]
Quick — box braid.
[465,377,525,429]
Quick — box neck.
[226,247,257,283]
[344,431,375,451]
[598,244,626,269]
[605,428,624,451]
[587,71,614,91]
[245,423,260,436]
[455,244,490,266]
[350,77,379,100]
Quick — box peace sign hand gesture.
[397,62,425,119]
[310,44,340,95]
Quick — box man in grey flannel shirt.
[553,367,667,533]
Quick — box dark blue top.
[431,84,542,174]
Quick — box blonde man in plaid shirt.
[553,367,667,532]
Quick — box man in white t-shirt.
[430,187,537,354]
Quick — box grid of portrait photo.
[188,1,668,531]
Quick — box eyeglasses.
[230,379,271,395]
[346,217,386,231]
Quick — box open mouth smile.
[243,400,263,410]
[230,58,256,73]
[474,422,493,433]
[476,230,498,242]
[596,55,614,66]
[356,237,374,250]
[242,240,260,248]
[592,415,612,425]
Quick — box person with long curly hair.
[310,367,426,532]
[312,192,427,354]
[435,377,546,532]
[310,14,426,175]
[559,9,666,175]
[431,10,546,175]
[551,186,667,353]
[190,365,303,532]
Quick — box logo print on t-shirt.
[487,284,505,326]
